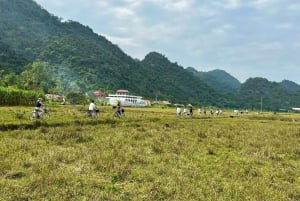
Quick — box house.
[45,94,64,100]
[93,90,106,100]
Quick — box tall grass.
[0,106,299,200]
[0,87,43,106]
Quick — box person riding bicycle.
[35,98,43,118]
[114,103,124,117]
[88,100,97,116]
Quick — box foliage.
[66,91,86,105]
[140,52,225,106]
[238,78,300,111]
[279,80,300,94]
[187,67,241,93]
[0,40,28,74]
[18,61,57,93]
[0,87,43,105]
[0,71,18,87]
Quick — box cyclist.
[114,103,124,117]
[35,98,43,118]
[88,100,97,117]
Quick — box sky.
[34,0,300,84]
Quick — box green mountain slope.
[139,52,225,105]
[279,80,300,94]
[238,78,300,110]
[0,0,225,105]
[186,67,241,94]
[0,0,61,59]
[0,39,28,74]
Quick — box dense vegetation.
[0,0,300,110]
[238,78,300,111]
[186,67,241,94]
[0,87,42,105]
[0,106,300,200]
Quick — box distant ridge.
[186,67,241,94]
[279,80,300,94]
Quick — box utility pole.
[260,96,263,113]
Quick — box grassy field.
[0,105,299,201]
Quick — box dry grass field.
[0,105,299,200]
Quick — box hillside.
[0,40,28,74]
[0,0,225,105]
[186,67,241,94]
[0,0,143,91]
[279,80,300,94]
[0,0,61,59]
[140,52,225,106]
[0,0,299,109]
[238,77,300,110]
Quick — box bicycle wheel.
[94,111,100,118]
[86,111,92,118]
[113,111,121,118]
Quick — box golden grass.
[0,106,299,200]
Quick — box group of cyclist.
[87,100,125,118]
[33,98,124,119]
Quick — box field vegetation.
[0,106,300,200]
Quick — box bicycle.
[29,108,50,120]
[113,109,125,118]
[86,109,100,118]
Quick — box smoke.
[52,64,82,93]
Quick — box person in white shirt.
[183,107,187,117]
[88,100,97,116]
[176,106,181,117]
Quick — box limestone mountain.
[0,0,225,105]
[238,77,300,110]
[186,67,241,94]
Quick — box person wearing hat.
[35,98,43,117]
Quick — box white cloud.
[212,0,242,10]
[211,24,234,35]
[259,42,283,51]
[112,7,135,19]
[163,0,193,11]
[275,23,293,30]
[287,3,300,11]
[250,0,278,9]
[224,0,241,9]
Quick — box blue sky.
[34,0,300,84]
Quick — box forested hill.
[186,67,241,94]
[1,0,300,109]
[0,0,225,105]
[237,78,300,110]
[0,0,141,91]
[279,80,300,94]
[139,52,224,106]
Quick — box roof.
[116,89,129,93]
[93,90,105,96]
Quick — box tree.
[18,61,56,93]
[66,91,86,105]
